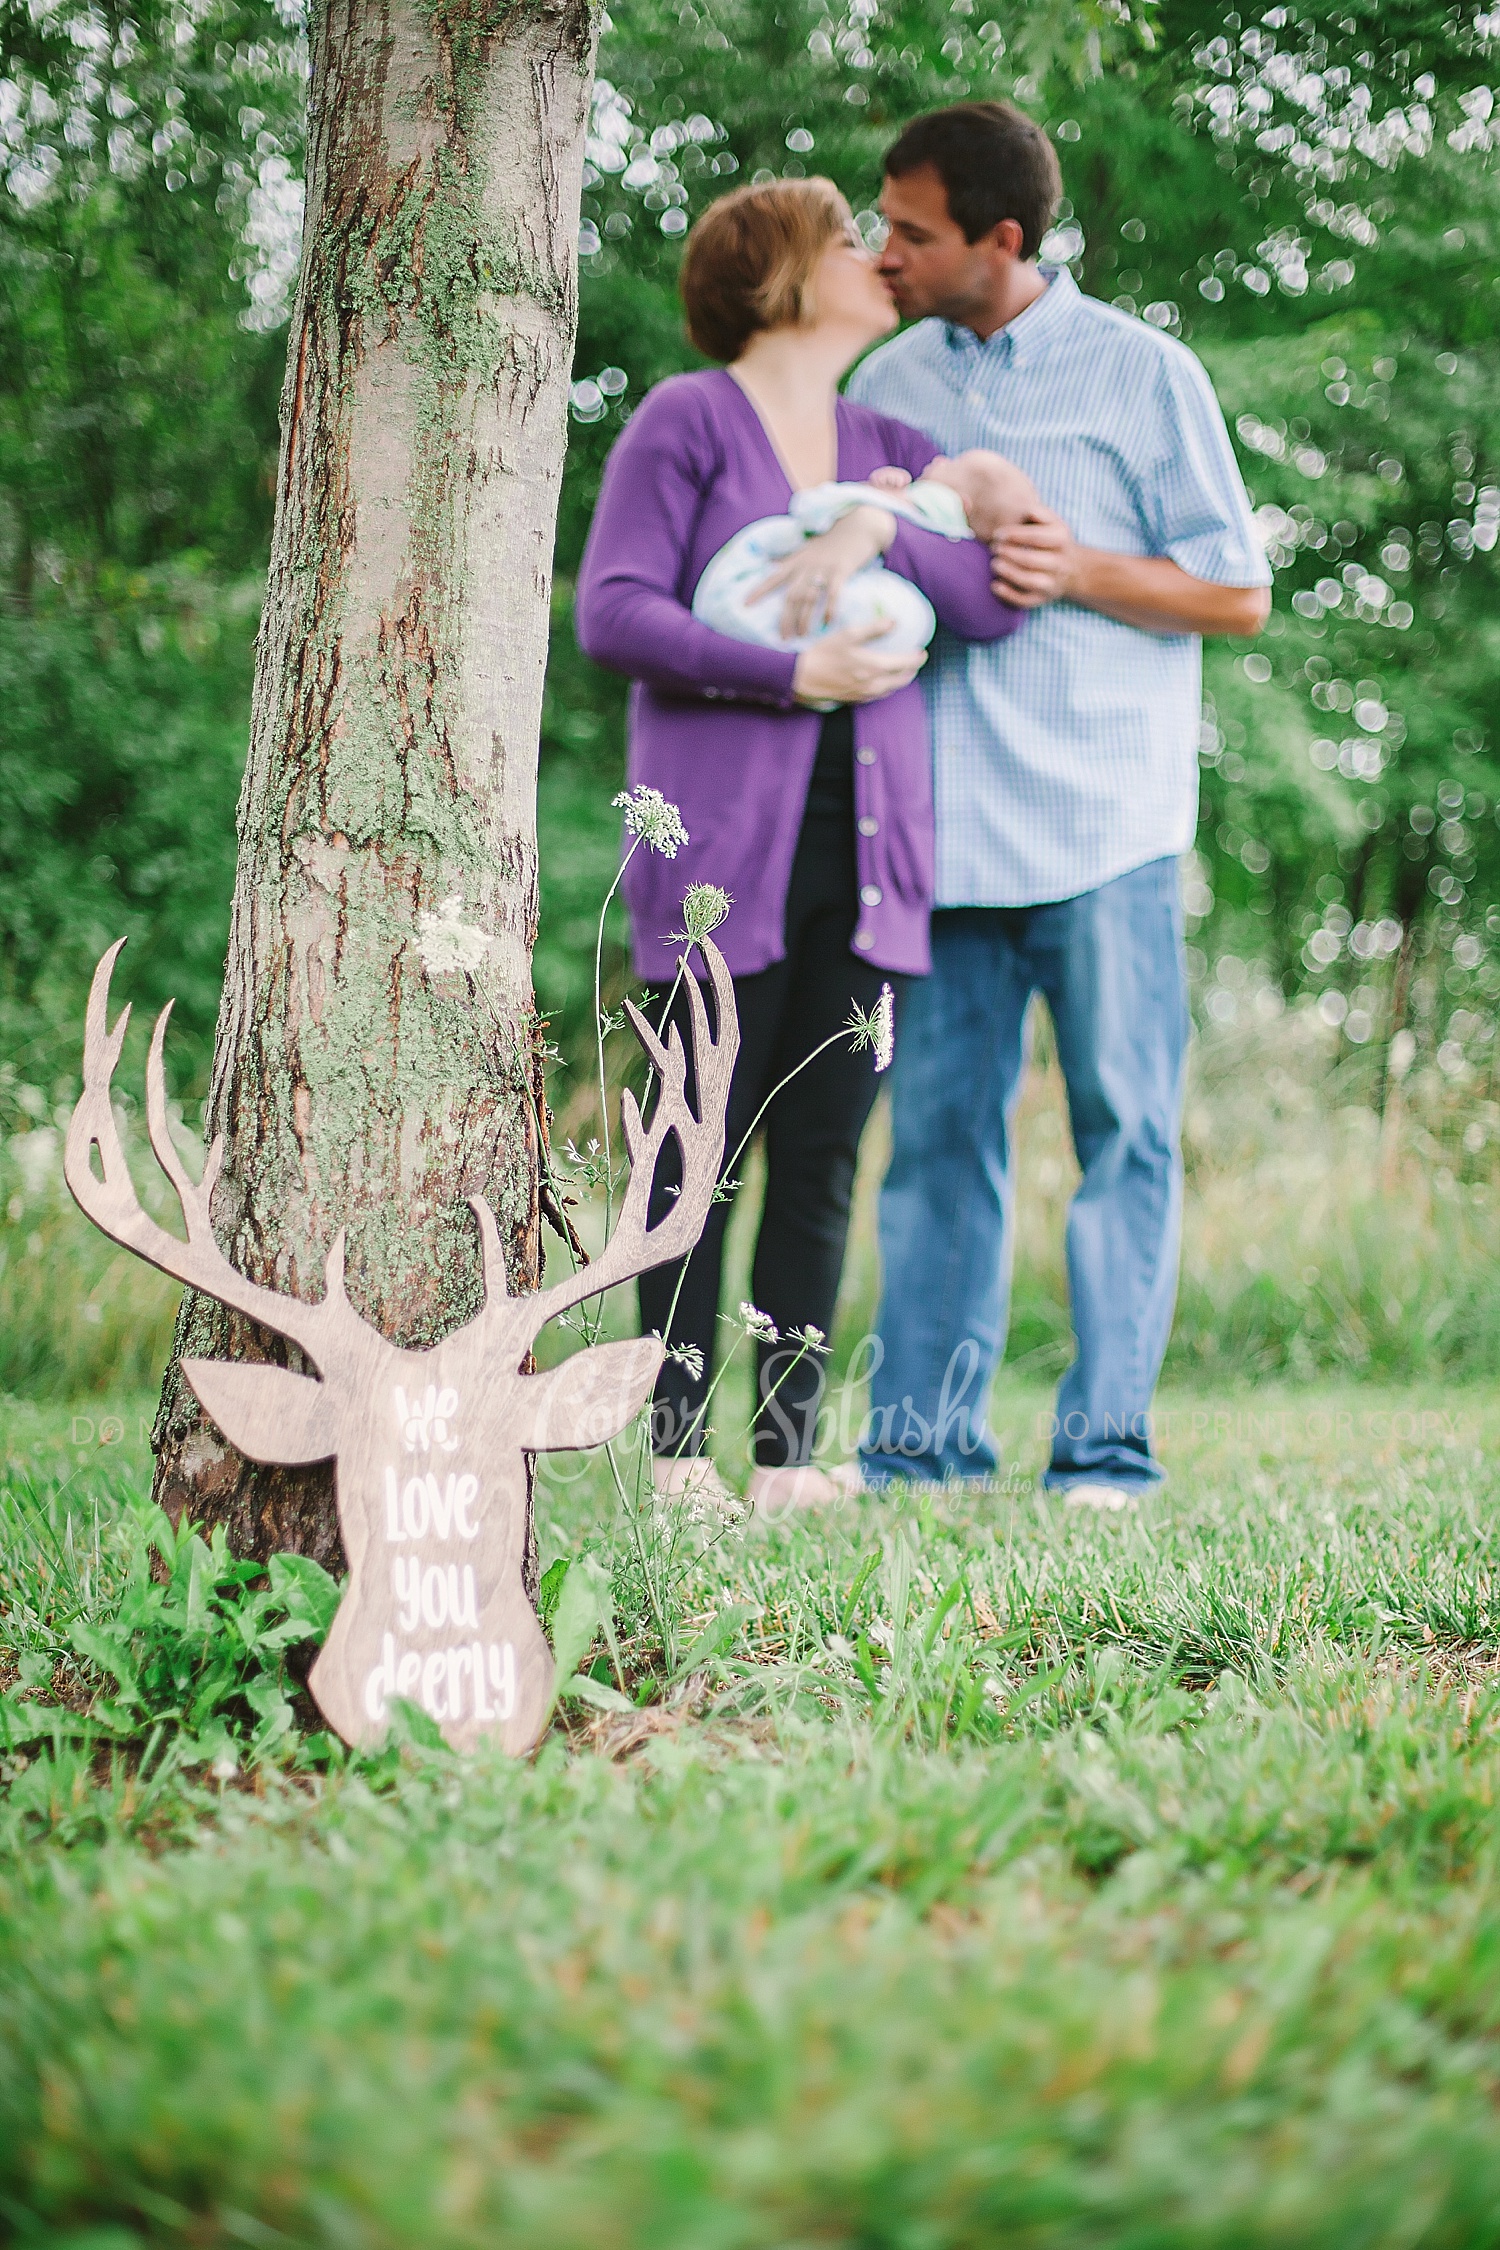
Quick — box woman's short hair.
[680,177,852,362]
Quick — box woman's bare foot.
[652,1454,733,1506]
[748,1460,864,1520]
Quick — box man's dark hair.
[884,102,1062,258]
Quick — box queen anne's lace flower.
[846,981,896,1073]
[613,786,689,858]
[738,1301,779,1342]
[416,894,491,976]
[870,982,896,1074]
[673,882,733,943]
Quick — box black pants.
[638,711,900,1468]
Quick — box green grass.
[5,1381,1500,2243]
[6,995,1500,2242]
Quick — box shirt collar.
[943,264,1078,371]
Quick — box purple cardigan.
[573,368,1023,981]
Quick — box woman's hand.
[750,504,897,641]
[792,622,925,707]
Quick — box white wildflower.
[787,1323,828,1354]
[10,1126,58,1199]
[739,1300,779,1342]
[614,786,689,858]
[416,893,491,977]
[666,1342,705,1380]
[672,882,732,943]
[871,982,895,1072]
[847,981,896,1073]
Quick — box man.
[847,102,1270,1503]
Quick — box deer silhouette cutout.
[64,939,738,1754]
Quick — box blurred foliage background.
[1,0,1498,1390]
[562,0,1500,1107]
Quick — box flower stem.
[593,835,642,1314]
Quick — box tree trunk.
[152,0,597,1567]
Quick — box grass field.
[4,988,1500,2242]
[4,1375,1500,2246]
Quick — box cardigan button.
[853,929,875,950]
[857,816,879,837]
[860,884,883,907]
[855,746,876,765]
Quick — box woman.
[575,178,1023,1513]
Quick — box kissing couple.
[576,100,1270,1517]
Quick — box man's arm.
[991,510,1270,637]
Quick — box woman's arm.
[862,411,1025,644]
[575,388,800,704]
[750,501,1026,645]
[883,517,1024,643]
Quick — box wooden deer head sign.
[64,939,738,1755]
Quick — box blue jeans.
[861,857,1188,1490]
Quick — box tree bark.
[152,0,597,1567]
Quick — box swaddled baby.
[691,450,1041,656]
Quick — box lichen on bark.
[152,0,600,1569]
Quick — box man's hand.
[988,506,1078,608]
[791,621,925,707]
[751,505,897,642]
[990,509,1271,637]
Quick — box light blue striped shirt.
[846,268,1270,907]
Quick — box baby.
[865,449,1044,542]
[692,449,1042,656]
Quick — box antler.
[64,942,348,1367]
[506,935,739,1342]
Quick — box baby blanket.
[691,479,971,657]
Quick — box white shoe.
[1060,1481,1138,1513]
[748,1460,864,1520]
[651,1455,732,1505]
